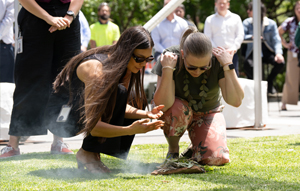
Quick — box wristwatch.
[223,63,235,71]
[66,11,76,20]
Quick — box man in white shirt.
[151,0,188,61]
[204,0,244,76]
[0,0,14,83]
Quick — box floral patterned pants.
[161,98,230,166]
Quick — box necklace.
[183,71,209,111]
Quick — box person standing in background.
[175,4,195,27]
[151,0,188,62]
[278,0,300,111]
[243,2,284,94]
[0,0,83,158]
[79,10,91,52]
[89,2,120,48]
[0,0,14,83]
[204,0,244,76]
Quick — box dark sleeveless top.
[45,53,109,137]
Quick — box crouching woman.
[53,26,165,173]
[152,27,244,165]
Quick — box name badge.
[56,105,72,122]
[17,36,23,54]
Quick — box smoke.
[115,144,167,174]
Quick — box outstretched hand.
[147,105,164,119]
[130,118,165,134]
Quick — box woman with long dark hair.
[53,26,165,173]
[152,26,244,166]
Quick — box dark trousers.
[0,43,14,83]
[9,1,81,136]
[82,85,135,160]
[243,44,284,92]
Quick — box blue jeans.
[0,43,14,83]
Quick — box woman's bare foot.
[76,148,110,173]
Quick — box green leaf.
[183,84,189,91]
[193,104,198,111]
[198,102,203,109]
[204,85,209,91]
[199,91,205,96]
[184,90,190,97]
[190,100,197,104]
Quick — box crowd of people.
[0,0,299,173]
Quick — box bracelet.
[162,66,176,71]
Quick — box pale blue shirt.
[79,11,91,48]
[0,0,14,44]
[151,14,188,53]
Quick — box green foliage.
[275,72,286,92]
[81,0,162,32]
[81,0,298,32]
[1,135,300,190]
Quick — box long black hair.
[54,26,154,136]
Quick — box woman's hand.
[160,51,178,68]
[129,119,165,134]
[212,47,234,66]
[282,41,292,49]
[147,105,164,119]
[48,16,71,33]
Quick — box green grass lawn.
[1,134,299,191]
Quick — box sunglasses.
[132,53,154,63]
[184,60,212,71]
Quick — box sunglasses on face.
[184,60,212,71]
[132,53,154,63]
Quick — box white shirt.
[204,10,244,51]
[0,0,14,44]
[151,14,188,53]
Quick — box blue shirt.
[78,11,91,48]
[151,14,188,53]
[243,17,283,58]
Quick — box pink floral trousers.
[160,98,230,166]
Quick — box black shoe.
[179,144,193,159]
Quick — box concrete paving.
[0,100,299,155]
